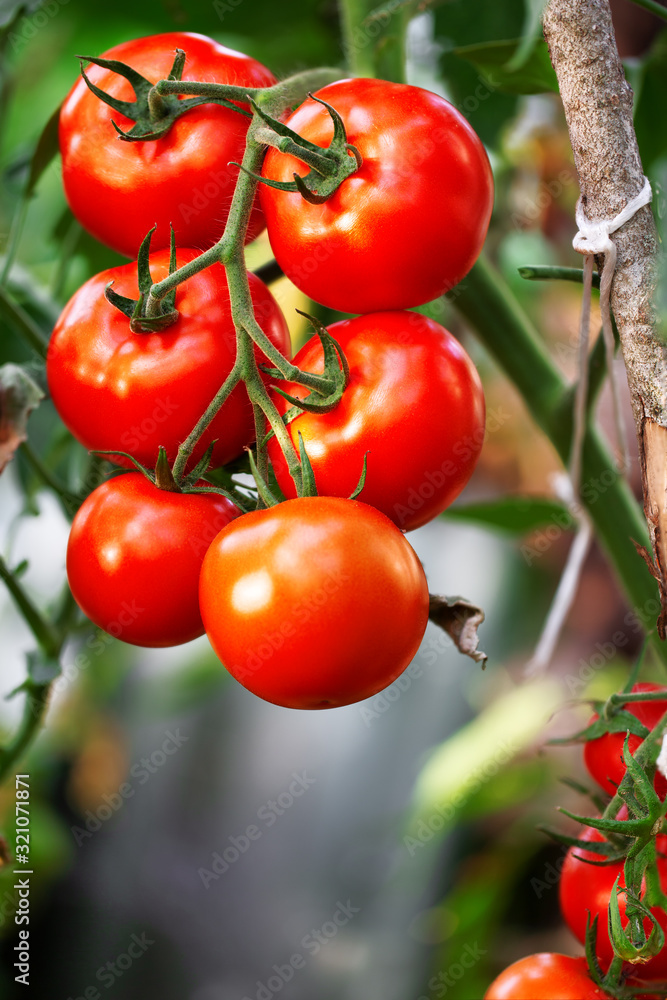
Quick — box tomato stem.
[146,68,346,493]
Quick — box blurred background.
[0,0,666,997]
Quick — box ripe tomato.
[47,248,290,471]
[60,32,276,257]
[584,683,667,798]
[267,311,485,531]
[260,78,493,313]
[199,497,429,709]
[67,473,239,647]
[559,824,667,978]
[484,954,611,999]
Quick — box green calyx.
[105,226,179,333]
[235,94,362,205]
[92,444,252,511]
[77,48,250,142]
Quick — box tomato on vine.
[60,32,276,257]
[199,497,430,709]
[267,311,485,531]
[484,954,611,999]
[584,683,667,798]
[67,473,239,647]
[559,823,667,979]
[46,248,291,471]
[259,78,494,314]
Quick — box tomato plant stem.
[0,683,49,784]
[0,554,61,657]
[148,69,344,489]
[0,286,49,360]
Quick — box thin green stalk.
[0,554,60,656]
[454,256,662,652]
[0,684,49,784]
[0,286,49,359]
[338,0,409,81]
[0,195,29,288]
[152,70,346,486]
[518,264,601,288]
[171,366,242,482]
[19,441,78,515]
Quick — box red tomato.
[47,248,290,471]
[267,312,485,531]
[60,32,276,257]
[67,473,239,647]
[260,78,493,313]
[559,824,667,978]
[584,683,667,798]
[199,497,430,709]
[484,954,611,999]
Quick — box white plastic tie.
[569,176,652,495]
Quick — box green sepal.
[621,733,662,812]
[538,823,627,862]
[608,877,665,961]
[549,711,651,746]
[348,452,368,501]
[77,49,250,143]
[103,227,180,332]
[297,432,318,498]
[247,92,361,204]
[261,313,349,442]
[608,877,642,961]
[180,441,216,490]
[246,448,280,508]
[154,446,180,492]
[557,807,652,842]
[184,483,253,513]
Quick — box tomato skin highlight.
[267,312,485,531]
[67,473,239,648]
[584,682,667,799]
[60,32,276,257]
[199,497,430,709]
[47,248,291,471]
[484,953,611,999]
[559,824,667,979]
[260,78,494,314]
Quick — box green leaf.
[506,0,548,72]
[25,104,61,198]
[442,496,572,534]
[633,30,667,174]
[453,38,559,94]
[26,650,61,685]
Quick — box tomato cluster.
[48,32,492,708]
[485,684,667,997]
